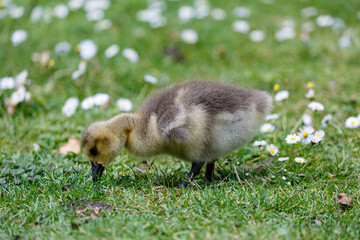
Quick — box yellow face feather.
[82,121,124,167]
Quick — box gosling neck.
[107,113,140,135]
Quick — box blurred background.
[0,0,359,152]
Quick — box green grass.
[1,0,360,239]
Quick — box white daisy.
[282,176,286,180]
[332,18,345,33]
[301,21,315,33]
[104,44,120,58]
[260,123,275,133]
[178,5,194,22]
[15,70,30,86]
[249,30,266,42]
[11,29,28,46]
[316,15,334,27]
[294,157,306,163]
[302,114,312,126]
[55,41,71,55]
[94,19,112,31]
[265,113,279,121]
[275,27,295,41]
[232,20,250,33]
[0,77,15,90]
[210,8,226,21]
[253,140,267,146]
[285,134,300,144]
[81,97,95,110]
[345,116,360,129]
[311,130,325,143]
[308,101,324,111]
[181,29,198,44]
[68,0,85,11]
[298,126,314,144]
[300,6,318,18]
[277,157,289,162]
[305,89,315,99]
[8,5,24,19]
[71,61,87,80]
[144,74,158,84]
[233,6,250,18]
[62,97,79,117]
[117,98,132,112]
[266,144,279,156]
[274,90,289,102]
[321,114,332,128]
[122,48,139,63]
[86,9,104,21]
[338,35,351,49]
[78,39,97,60]
[9,86,27,105]
[93,93,110,106]
[30,6,43,23]
[53,4,69,19]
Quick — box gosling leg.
[179,162,204,188]
[205,162,215,182]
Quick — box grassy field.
[1,0,360,239]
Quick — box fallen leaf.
[336,193,353,207]
[59,139,81,154]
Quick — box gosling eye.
[90,146,98,156]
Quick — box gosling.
[82,81,272,187]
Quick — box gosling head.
[82,121,126,181]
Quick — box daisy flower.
[144,74,158,84]
[277,157,289,162]
[233,6,250,18]
[178,6,194,22]
[62,97,79,117]
[285,134,300,144]
[298,126,314,144]
[316,15,334,27]
[308,101,324,111]
[15,70,30,86]
[302,114,312,126]
[104,44,120,58]
[260,123,275,133]
[265,113,279,121]
[321,114,332,128]
[117,98,132,112]
[294,157,306,163]
[253,140,267,146]
[275,27,296,41]
[81,97,95,110]
[55,41,71,55]
[93,93,110,106]
[210,8,226,21]
[78,39,97,60]
[249,30,266,42]
[94,19,112,31]
[181,29,198,44]
[301,6,318,18]
[345,116,360,129]
[11,29,28,46]
[311,130,325,143]
[9,86,27,105]
[274,90,289,101]
[305,89,315,99]
[30,6,43,23]
[122,48,138,63]
[266,144,279,156]
[53,4,69,19]
[232,20,249,33]
[0,77,15,90]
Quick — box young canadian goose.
[82,81,272,187]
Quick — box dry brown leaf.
[336,193,353,207]
[59,138,81,154]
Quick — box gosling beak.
[91,162,105,181]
